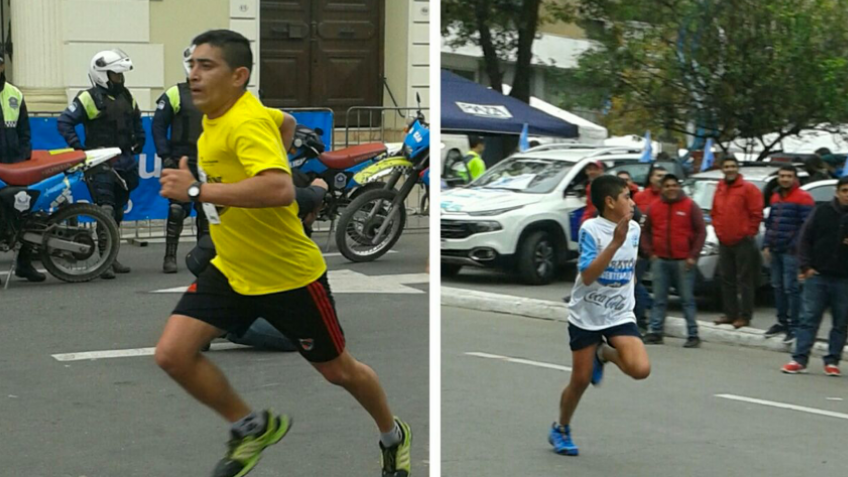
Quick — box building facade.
[5,0,429,121]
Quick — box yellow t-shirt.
[198,92,326,295]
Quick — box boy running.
[549,175,651,456]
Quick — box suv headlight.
[470,221,502,233]
[701,242,719,256]
[468,205,525,216]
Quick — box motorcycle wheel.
[38,203,120,283]
[335,188,406,263]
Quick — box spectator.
[642,174,706,347]
[762,165,814,343]
[781,177,848,376]
[633,165,667,212]
[618,169,650,330]
[804,153,832,182]
[580,160,605,225]
[616,170,640,196]
[711,156,764,328]
[460,135,486,182]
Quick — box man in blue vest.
[0,56,43,282]
[153,47,207,273]
[58,49,146,279]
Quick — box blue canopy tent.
[441,69,578,138]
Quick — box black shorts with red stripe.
[173,265,345,363]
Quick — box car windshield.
[608,160,682,185]
[472,157,573,194]
[685,178,766,210]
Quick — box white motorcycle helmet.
[182,45,195,77]
[89,49,133,90]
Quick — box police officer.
[0,55,43,282]
[58,49,145,279]
[153,47,206,273]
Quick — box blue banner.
[29,111,333,221]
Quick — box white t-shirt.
[567,217,641,330]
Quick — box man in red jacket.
[633,165,667,212]
[711,156,764,328]
[642,174,707,347]
[580,160,605,225]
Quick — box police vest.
[78,87,137,150]
[0,84,23,129]
[165,82,203,156]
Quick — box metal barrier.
[343,106,431,231]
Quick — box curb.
[442,286,848,361]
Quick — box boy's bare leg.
[558,345,597,425]
[604,335,651,380]
[155,314,252,422]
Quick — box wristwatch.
[187,181,203,202]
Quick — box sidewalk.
[442,286,848,361]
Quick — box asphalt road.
[0,231,429,477]
[442,306,848,477]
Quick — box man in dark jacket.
[57,49,145,279]
[711,156,764,328]
[0,57,43,282]
[781,177,848,376]
[642,174,706,347]
[762,165,814,343]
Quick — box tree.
[442,0,575,103]
[567,0,848,160]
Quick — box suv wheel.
[442,264,462,277]
[516,230,557,285]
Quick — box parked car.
[440,144,677,284]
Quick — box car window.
[607,160,684,187]
[472,157,573,194]
[808,184,836,203]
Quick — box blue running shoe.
[591,346,605,386]
[548,423,579,456]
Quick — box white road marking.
[0,252,397,277]
[465,352,572,372]
[52,342,249,362]
[151,270,430,295]
[715,394,848,420]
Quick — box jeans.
[649,259,698,337]
[718,237,760,321]
[634,258,653,327]
[225,318,298,352]
[770,252,800,330]
[792,275,848,366]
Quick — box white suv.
[440,145,662,284]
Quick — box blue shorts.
[568,321,642,351]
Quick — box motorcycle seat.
[0,150,88,186]
[317,143,386,170]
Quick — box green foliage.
[569,0,848,158]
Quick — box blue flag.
[519,123,530,152]
[701,138,715,172]
[841,155,848,178]
[639,131,653,162]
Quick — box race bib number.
[197,165,221,225]
[202,202,221,225]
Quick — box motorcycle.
[334,94,429,262]
[0,148,122,286]
[287,124,389,246]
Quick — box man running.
[156,30,411,477]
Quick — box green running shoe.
[212,410,292,477]
[380,418,412,477]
